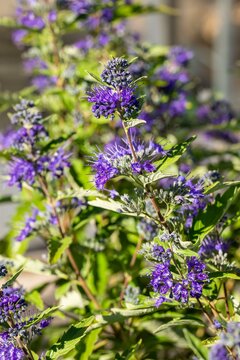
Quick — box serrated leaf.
[125,119,146,129]
[48,237,72,264]
[155,136,196,171]
[46,316,95,359]
[154,318,204,333]
[183,329,208,360]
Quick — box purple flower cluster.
[7,101,70,189]
[166,175,207,228]
[92,138,165,190]
[0,342,24,360]
[19,11,45,30]
[168,46,193,67]
[0,287,27,323]
[69,0,92,15]
[88,86,139,120]
[16,209,39,242]
[199,235,229,259]
[149,249,208,306]
[8,158,36,189]
[88,58,141,120]
[210,322,240,360]
[197,99,235,125]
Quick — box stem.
[122,120,170,231]
[130,236,143,267]
[38,176,101,310]
[223,282,231,320]
[122,122,138,162]
[197,298,215,327]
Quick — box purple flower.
[8,158,36,188]
[69,0,91,14]
[98,32,110,47]
[91,138,164,190]
[11,99,41,126]
[39,318,52,329]
[168,93,187,117]
[23,57,47,73]
[150,263,173,294]
[16,209,39,242]
[92,154,119,190]
[19,11,45,30]
[0,287,27,322]
[187,257,208,298]
[12,29,28,47]
[131,161,155,174]
[0,129,17,150]
[168,46,193,67]
[172,282,188,303]
[0,342,24,360]
[197,99,235,125]
[88,58,141,120]
[100,58,132,89]
[88,86,139,120]
[31,75,57,91]
[209,344,229,360]
[48,10,57,23]
[199,235,229,259]
[48,148,71,178]
[75,36,93,53]
[156,66,189,94]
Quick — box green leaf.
[46,307,157,359]
[0,17,18,28]
[154,318,204,333]
[201,337,219,346]
[155,136,196,171]
[115,340,142,359]
[42,132,74,152]
[114,4,178,19]
[190,186,240,242]
[48,237,72,264]
[46,316,95,359]
[86,71,105,85]
[88,198,123,213]
[3,267,24,288]
[77,328,102,360]
[183,329,208,360]
[125,119,146,129]
[139,171,177,186]
[25,290,44,310]
[209,271,240,280]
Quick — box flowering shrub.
[0,1,240,359]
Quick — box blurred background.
[1,0,240,103]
